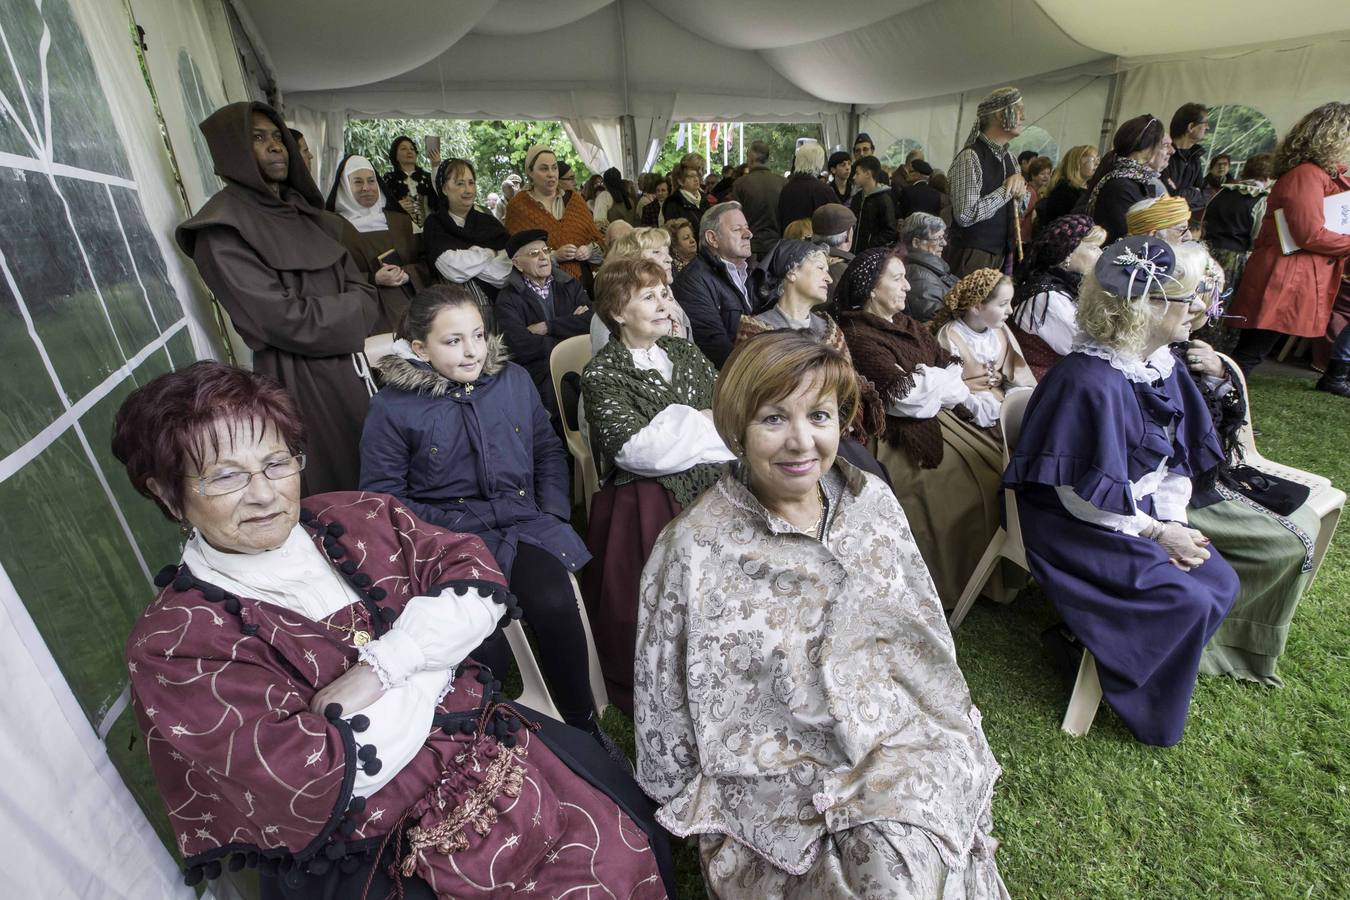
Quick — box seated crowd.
[114,94,1348,898]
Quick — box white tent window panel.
[880,138,924,169]
[0,0,217,894]
[1202,104,1277,171]
[1009,126,1060,164]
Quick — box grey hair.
[792,142,826,176]
[817,231,850,247]
[900,212,946,248]
[700,201,743,244]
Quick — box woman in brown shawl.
[836,246,1007,608]
[326,153,428,334]
[176,102,378,495]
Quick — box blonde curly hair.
[1077,241,1210,353]
[1273,102,1350,177]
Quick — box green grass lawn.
[597,369,1350,899]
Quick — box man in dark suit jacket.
[495,229,592,416]
[671,202,754,368]
[895,160,944,219]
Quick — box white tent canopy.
[241,0,1349,181]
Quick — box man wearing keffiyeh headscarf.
[946,86,1029,278]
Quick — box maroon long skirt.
[581,478,683,715]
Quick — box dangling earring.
[179,519,195,539]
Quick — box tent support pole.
[1100,67,1123,154]
[847,104,860,149]
[620,114,639,176]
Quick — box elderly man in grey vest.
[946,86,1029,276]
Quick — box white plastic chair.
[549,335,602,514]
[946,387,1105,737]
[363,331,397,367]
[1223,353,1344,586]
[502,573,610,722]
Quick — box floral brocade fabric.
[633,462,1004,889]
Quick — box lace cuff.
[358,628,426,690]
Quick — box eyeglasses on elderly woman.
[191,453,306,496]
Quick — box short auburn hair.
[592,257,668,336]
[714,330,859,455]
[111,362,305,521]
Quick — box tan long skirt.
[873,411,1004,609]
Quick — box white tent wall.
[0,0,230,895]
[861,67,1114,172]
[1114,31,1350,138]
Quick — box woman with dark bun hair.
[1084,114,1175,243]
[110,361,671,899]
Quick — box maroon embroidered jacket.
[126,491,663,896]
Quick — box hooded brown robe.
[176,102,378,494]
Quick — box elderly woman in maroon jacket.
[110,362,670,899]
[176,102,378,495]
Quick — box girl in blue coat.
[360,284,600,731]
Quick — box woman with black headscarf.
[380,135,437,230]
[1010,213,1106,378]
[836,246,1006,608]
[422,158,512,329]
[737,240,888,481]
[326,153,427,333]
[176,102,378,494]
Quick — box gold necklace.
[796,484,828,538]
[331,605,371,647]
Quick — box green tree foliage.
[648,122,824,178]
[1203,104,1277,170]
[342,118,592,197]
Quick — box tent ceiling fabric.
[244,0,1343,124]
[762,0,1105,105]
[469,0,615,36]
[650,0,921,51]
[1034,0,1343,58]
[237,0,495,90]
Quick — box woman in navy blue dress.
[1004,236,1238,746]
[359,284,606,739]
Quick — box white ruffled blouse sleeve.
[615,404,735,477]
[887,362,971,419]
[433,246,512,287]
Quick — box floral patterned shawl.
[633,460,1002,875]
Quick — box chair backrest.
[363,331,396,367]
[1000,387,1035,464]
[549,335,593,435]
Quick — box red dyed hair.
[111,361,306,521]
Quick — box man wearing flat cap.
[895,160,943,219]
[811,203,857,303]
[494,228,593,418]
[947,86,1029,277]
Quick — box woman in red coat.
[1230,102,1350,390]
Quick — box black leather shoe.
[1316,360,1350,398]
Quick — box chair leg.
[1307,505,1342,588]
[1061,650,1102,737]
[503,620,562,722]
[569,574,611,716]
[948,529,1007,631]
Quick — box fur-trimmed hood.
[374,334,508,397]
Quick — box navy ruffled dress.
[1004,350,1238,746]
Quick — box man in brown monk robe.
[177,103,378,494]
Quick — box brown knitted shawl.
[837,309,958,468]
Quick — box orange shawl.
[504,190,604,279]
